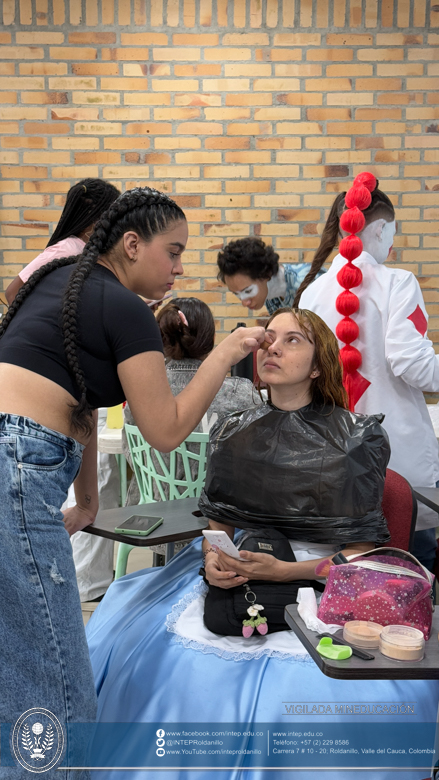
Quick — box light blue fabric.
[0,413,96,779]
[87,538,438,780]
[266,263,325,315]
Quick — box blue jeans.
[0,414,97,778]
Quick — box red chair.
[381,468,417,553]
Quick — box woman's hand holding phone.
[216,549,292,582]
[204,551,249,590]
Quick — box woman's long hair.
[48,178,120,246]
[293,173,395,410]
[261,307,348,410]
[157,298,215,361]
[0,187,186,437]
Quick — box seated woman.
[87,309,438,780]
[123,296,260,506]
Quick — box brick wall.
[1,0,439,358]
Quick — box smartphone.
[147,293,173,308]
[202,529,241,560]
[114,515,164,536]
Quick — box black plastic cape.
[198,402,391,545]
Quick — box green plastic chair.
[115,425,209,579]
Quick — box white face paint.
[359,219,396,265]
[234,282,260,301]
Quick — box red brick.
[327,122,372,134]
[205,138,250,149]
[68,32,116,43]
[125,123,172,135]
[23,122,70,134]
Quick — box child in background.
[217,236,325,315]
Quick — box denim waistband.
[0,413,84,456]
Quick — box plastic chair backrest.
[124,424,209,503]
[381,468,417,552]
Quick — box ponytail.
[335,171,377,411]
[293,193,345,307]
[157,297,215,361]
[294,172,395,410]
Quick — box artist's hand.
[216,550,292,582]
[216,326,266,367]
[62,504,97,536]
[204,551,249,589]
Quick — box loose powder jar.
[379,625,425,662]
[343,620,383,649]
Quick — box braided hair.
[47,178,120,246]
[157,298,215,360]
[0,187,186,437]
[293,180,394,309]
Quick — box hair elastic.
[178,310,189,327]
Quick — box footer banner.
[1,720,438,772]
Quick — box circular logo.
[156,729,165,737]
[11,708,64,773]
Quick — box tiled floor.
[81,542,154,626]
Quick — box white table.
[97,425,127,506]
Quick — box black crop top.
[0,263,164,408]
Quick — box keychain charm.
[242,586,268,638]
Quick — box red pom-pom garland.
[336,289,359,317]
[340,207,365,235]
[345,185,372,211]
[335,172,376,410]
[336,317,359,345]
[338,235,363,262]
[339,344,362,373]
[337,262,363,291]
[354,171,377,192]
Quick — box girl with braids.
[0,186,265,767]
[5,177,120,304]
[217,236,325,314]
[298,172,439,572]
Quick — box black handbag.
[202,528,314,637]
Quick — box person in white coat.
[297,173,439,572]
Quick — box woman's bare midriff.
[0,364,90,444]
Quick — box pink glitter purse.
[317,548,434,640]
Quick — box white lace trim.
[165,581,313,664]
